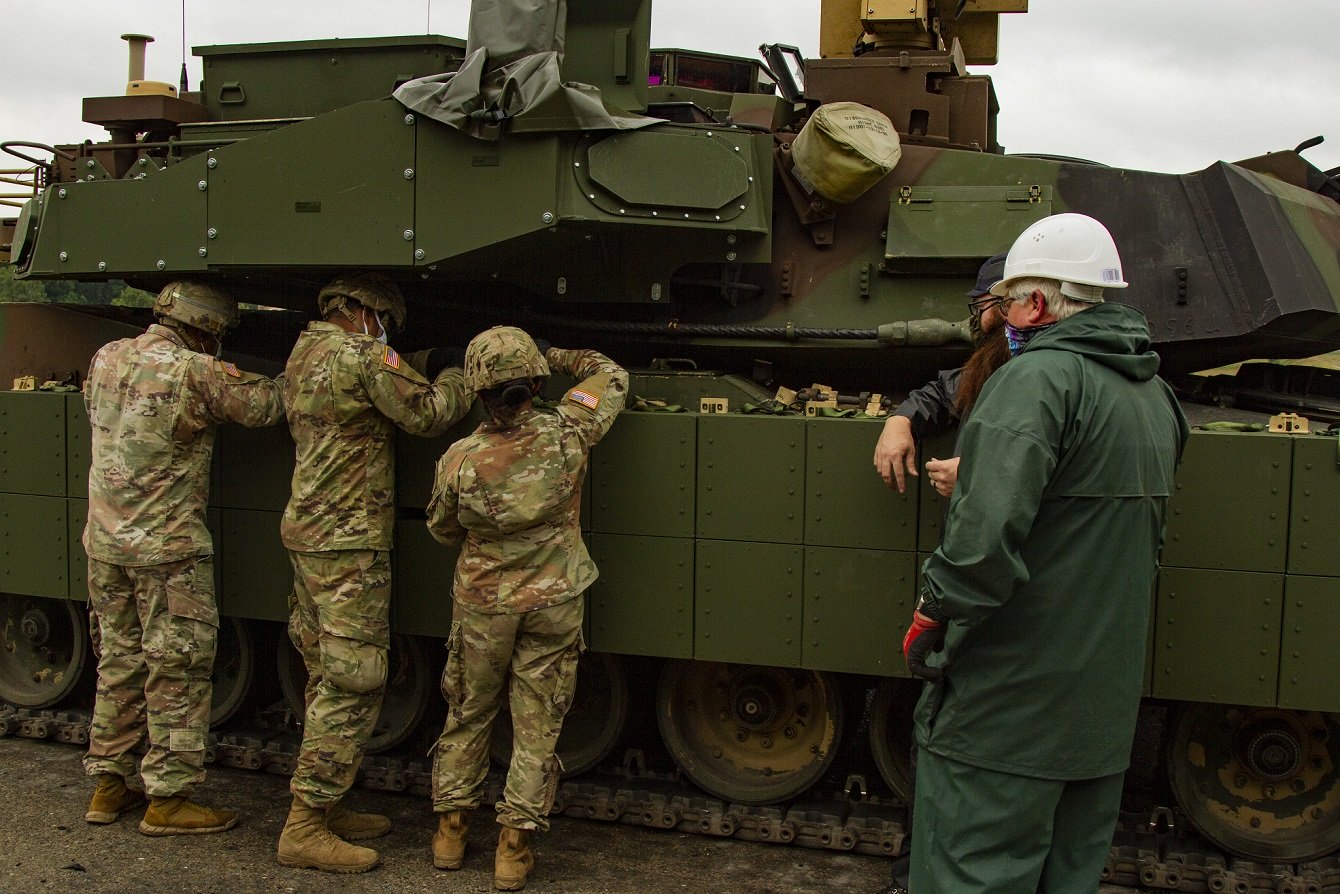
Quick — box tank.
[4,1,1340,888]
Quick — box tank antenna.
[425,0,432,34]
[179,0,189,95]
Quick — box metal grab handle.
[1,141,76,167]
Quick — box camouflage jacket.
[427,348,628,614]
[282,321,471,552]
[83,324,284,566]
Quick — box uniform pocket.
[550,629,584,718]
[440,621,464,709]
[165,558,219,628]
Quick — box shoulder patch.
[382,346,401,370]
[568,388,600,410]
[219,361,241,378]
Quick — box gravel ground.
[0,736,1137,894]
[0,736,888,894]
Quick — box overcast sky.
[3,1,1338,177]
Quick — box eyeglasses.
[968,295,1007,318]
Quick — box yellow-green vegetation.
[0,265,151,306]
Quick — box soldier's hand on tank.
[903,610,946,683]
[874,415,917,492]
[532,337,553,357]
[925,456,960,498]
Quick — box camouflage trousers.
[432,594,585,831]
[286,549,391,808]
[83,555,218,797]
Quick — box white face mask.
[363,310,388,344]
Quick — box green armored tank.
[4,1,1340,888]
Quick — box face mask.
[1005,321,1057,357]
[361,311,389,344]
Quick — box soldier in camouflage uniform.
[83,281,284,836]
[426,326,627,891]
[276,272,472,874]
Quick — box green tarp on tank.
[393,0,657,140]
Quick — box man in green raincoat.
[902,213,1189,893]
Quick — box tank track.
[5,704,1337,892]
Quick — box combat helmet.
[464,326,550,392]
[153,280,239,336]
[318,272,407,330]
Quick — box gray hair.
[1003,277,1101,322]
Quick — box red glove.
[902,610,946,683]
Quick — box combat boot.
[326,802,391,841]
[276,797,380,874]
[432,810,469,870]
[494,827,534,891]
[138,795,238,836]
[85,774,147,824]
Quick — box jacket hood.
[1022,302,1161,381]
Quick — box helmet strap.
[161,319,217,355]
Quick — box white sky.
[3,0,1338,177]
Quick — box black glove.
[404,347,466,379]
[532,337,552,357]
[902,611,947,683]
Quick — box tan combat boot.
[276,797,380,874]
[432,810,469,870]
[494,827,534,891]
[326,803,391,841]
[85,774,147,824]
[138,795,238,836]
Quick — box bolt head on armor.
[463,326,550,392]
[317,272,407,330]
[152,280,239,336]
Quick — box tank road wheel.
[208,617,255,727]
[0,594,89,709]
[1168,702,1340,862]
[656,660,843,805]
[868,677,918,801]
[489,651,630,777]
[277,632,432,753]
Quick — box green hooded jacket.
[915,302,1189,780]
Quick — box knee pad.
[322,636,388,695]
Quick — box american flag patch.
[382,346,401,370]
[568,388,600,410]
[220,361,241,378]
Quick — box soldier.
[276,272,472,874]
[426,327,627,891]
[83,280,284,835]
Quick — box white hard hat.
[989,212,1127,301]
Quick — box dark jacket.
[893,368,961,440]
[915,302,1189,780]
